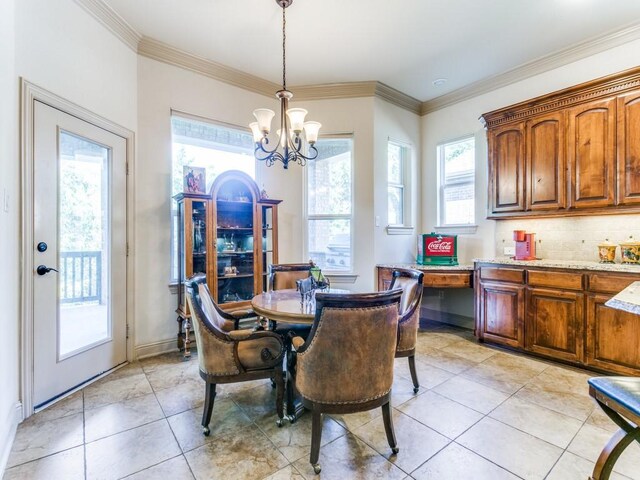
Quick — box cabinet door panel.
[479,280,524,348]
[617,90,640,205]
[525,287,583,362]
[586,294,640,375]
[526,112,566,210]
[489,123,526,213]
[567,99,616,208]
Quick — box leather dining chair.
[291,289,403,474]
[389,268,425,393]
[185,274,286,434]
[268,262,313,291]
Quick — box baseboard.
[134,339,179,360]
[0,402,23,474]
[420,307,474,330]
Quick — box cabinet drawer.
[587,273,638,294]
[423,272,473,288]
[527,270,583,290]
[480,267,525,283]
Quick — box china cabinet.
[174,170,281,352]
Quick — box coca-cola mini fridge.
[416,233,458,266]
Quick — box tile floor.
[4,323,640,480]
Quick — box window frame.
[437,134,476,229]
[169,111,257,283]
[304,134,355,275]
[386,139,412,228]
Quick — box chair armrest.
[291,336,305,351]
[227,308,255,320]
[228,330,254,340]
[229,329,284,344]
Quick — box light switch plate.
[503,246,515,256]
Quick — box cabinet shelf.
[218,273,253,279]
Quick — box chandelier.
[249,0,321,169]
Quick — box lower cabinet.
[525,287,583,363]
[478,280,524,348]
[475,263,640,375]
[585,293,640,375]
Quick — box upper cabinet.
[617,90,640,206]
[567,98,616,209]
[481,66,640,219]
[489,122,526,213]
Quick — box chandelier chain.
[282,5,286,90]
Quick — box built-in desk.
[376,264,474,291]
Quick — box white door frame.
[20,79,136,418]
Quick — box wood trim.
[480,65,640,128]
[73,0,141,52]
[426,22,640,115]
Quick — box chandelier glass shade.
[250,0,321,169]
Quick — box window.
[171,115,255,281]
[437,136,475,226]
[387,140,410,226]
[306,137,353,272]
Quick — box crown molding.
[74,0,141,52]
[480,64,640,128]
[138,37,281,97]
[421,21,640,115]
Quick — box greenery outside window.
[306,136,353,273]
[170,114,255,282]
[437,136,475,228]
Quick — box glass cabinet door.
[262,205,274,292]
[215,191,256,305]
[190,200,207,276]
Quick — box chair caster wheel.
[312,464,321,474]
[276,418,284,428]
[413,387,419,394]
[391,447,399,454]
[202,426,210,436]
[287,415,297,424]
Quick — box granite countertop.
[377,263,474,271]
[605,281,640,315]
[474,258,640,273]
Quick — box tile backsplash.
[494,214,640,262]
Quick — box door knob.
[36,265,59,276]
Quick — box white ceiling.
[103,0,640,102]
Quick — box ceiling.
[103,0,640,103]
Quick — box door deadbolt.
[37,242,48,252]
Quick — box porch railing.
[59,251,102,304]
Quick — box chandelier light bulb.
[249,122,262,142]
[286,108,308,134]
[253,108,275,134]
[303,121,321,144]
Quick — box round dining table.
[250,288,350,422]
[250,288,350,324]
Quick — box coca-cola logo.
[427,241,452,252]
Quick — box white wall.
[373,98,422,265]
[15,0,138,130]
[0,0,20,470]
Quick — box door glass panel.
[58,131,111,358]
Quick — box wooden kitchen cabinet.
[525,287,583,363]
[478,280,525,348]
[482,65,640,218]
[585,293,640,376]
[567,98,616,209]
[488,122,526,214]
[476,262,640,375]
[526,112,566,211]
[617,89,640,206]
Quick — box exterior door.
[33,101,127,408]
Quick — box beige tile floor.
[4,323,640,480]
